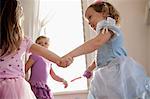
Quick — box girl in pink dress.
[0,0,71,99]
[25,36,68,99]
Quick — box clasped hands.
[58,55,73,68]
[58,55,93,79]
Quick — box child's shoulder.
[23,36,33,44]
[29,54,41,61]
[29,54,40,59]
[21,36,34,53]
[96,17,121,34]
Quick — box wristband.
[83,70,92,79]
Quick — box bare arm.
[50,68,64,82]
[59,30,113,67]
[50,68,68,88]
[25,58,35,72]
[86,60,96,72]
[65,30,113,58]
[83,60,96,79]
[29,44,61,65]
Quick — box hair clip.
[94,0,105,4]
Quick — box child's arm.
[83,60,96,79]
[50,68,68,88]
[86,60,96,72]
[60,30,113,67]
[29,44,70,66]
[66,31,112,58]
[25,57,35,72]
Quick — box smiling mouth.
[90,26,96,30]
[92,25,96,30]
[93,26,96,30]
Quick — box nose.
[41,44,45,47]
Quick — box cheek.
[96,13,104,22]
[45,44,49,48]
[39,44,42,46]
[95,18,103,26]
[96,16,102,22]
[89,18,95,25]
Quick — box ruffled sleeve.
[96,17,121,41]
[24,36,34,53]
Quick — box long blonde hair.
[0,0,23,57]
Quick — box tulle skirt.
[0,77,36,99]
[88,56,150,99]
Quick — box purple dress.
[29,54,54,99]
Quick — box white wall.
[113,0,149,75]
[148,26,150,76]
[21,0,40,40]
[54,91,87,99]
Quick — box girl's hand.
[83,70,93,79]
[62,79,68,88]
[59,56,73,68]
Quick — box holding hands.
[59,55,73,68]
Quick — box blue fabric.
[96,17,127,68]
[88,56,150,99]
[87,17,150,99]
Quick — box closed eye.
[45,42,48,45]
[88,16,91,20]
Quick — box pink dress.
[0,37,36,99]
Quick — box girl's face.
[36,38,49,48]
[85,7,105,30]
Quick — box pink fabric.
[0,37,35,99]
[29,81,54,99]
[0,77,36,99]
[29,54,52,83]
[94,0,104,3]
[83,70,92,79]
[28,54,53,99]
[0,37,33,79]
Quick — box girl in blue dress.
[60,1,150,99]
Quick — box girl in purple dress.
[0,0,71,99]
[25,36,68,99]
